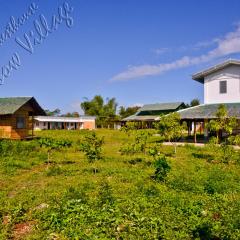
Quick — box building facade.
[192,60,240,104]
[0,97,46,139]
[34,116,96,130]
[178,59,240,142]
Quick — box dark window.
[16,117,26,129]
[220,81,227,94]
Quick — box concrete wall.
[34,119,95,130]
[204,65,240,104]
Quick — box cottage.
[122,102,185,128]
[34,116,96,130]
[176,59,240,142]
[0,97,45,139]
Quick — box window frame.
[16,116,26,129]
[219,80,227,94]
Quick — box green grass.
[0,129,239,239]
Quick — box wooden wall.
[0,102,34,139]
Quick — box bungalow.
[175,59,240,142]
[0,97,45,139]
[34,115,96,130]
[122,102,185,128]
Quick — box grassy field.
[0,129,239,239]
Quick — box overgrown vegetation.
[0,129,239,239]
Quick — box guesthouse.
[175,59,240,142]
[0,97,46,139]
[34,115,96,130]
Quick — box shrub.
[153,156,171,182]
[98,181,114,205]
[120,130,151,155]
[80,132,104,163]
[38,138,72,162]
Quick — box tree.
[154,112,185,154]
[45,108,61,116]
[207,104,237,143]
[81,95,118,128]
[185,99,200,108]
[79,132,104,163]
[190,98,200,107]
[119,106,141,119]
[62,112,80,117]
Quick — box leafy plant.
[154,112,185,154]
[79,132,104,163]
[38,138,72,163]
[120,129,151,155]
[153,156,171,182]
[207,104,237,143]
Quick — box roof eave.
[192,76,204,83]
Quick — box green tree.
[155,112,185,154]
[79,132,104,163]
[190,98,200,107]
[62,112,80,117]
[119,106,141,119]
[81,95,118,128]
[185,98,200,108]
[207,104,237,143]
[153,156,171,182]
[45,108,61,116]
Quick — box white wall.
[34,121,48,130]
[204,65,240,104]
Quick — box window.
[220,80,227,94]
[16,117,25,129]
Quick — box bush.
[153,156,171,182]
[80,132,104,162]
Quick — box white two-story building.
[178,59,240,142]
[192,59,240,104]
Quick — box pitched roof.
[0,97,46,115]
[192,59,240,83]
[139,102,184,111]
[122,102,185,121]
[177,103,240,119]
[122,115,159,122]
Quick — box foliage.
[61,111,80,117]
[190,98,200,107]
[120,129,151,155]
[81,95,118,128]
[45,108,61,116]
[185,98,200,108]
[153,156,171,182]
[120,122,138,136]
[155,112,185,153]
[0,129,240,239]
[119,105,141,119]
[207,104,237,143]
[204,137,237,164]
[79,131,104,162]
[38,137,72,162]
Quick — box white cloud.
[111,24,240,82]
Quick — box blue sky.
[1,0,240,113]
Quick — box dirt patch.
[12,221,34,240]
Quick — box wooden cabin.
[0,97,45,139]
